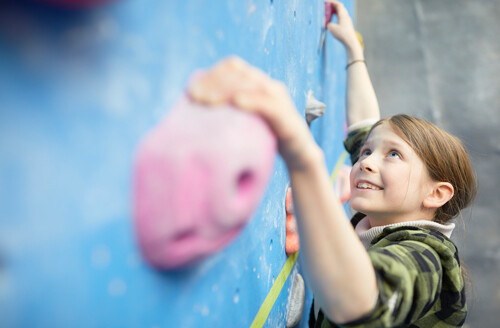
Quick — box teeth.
[357,182,381,190]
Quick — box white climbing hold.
[286,273,305,327]
[305,90,326,125]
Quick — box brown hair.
[370,114,477,224]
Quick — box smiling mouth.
[356,182,383,190]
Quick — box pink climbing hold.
[334,164,352,203]
[324,1,335,27]
[133,95,277,270]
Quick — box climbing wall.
[0,0,352,327]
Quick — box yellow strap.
[330,150,348,185]
[355,30,364,49]
[250,252,298,328]
[250,151,349,327]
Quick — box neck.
[366,211,435,228]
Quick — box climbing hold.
[318,1,336,53]
[330,152,352,204]
[133,94,277,270]
[324,1,335,27]
[334,164,352,203]
[305,91,326,125]
[286,273,305,328]
[285,187,300,256]
[285,186,294,214]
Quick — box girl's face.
[349,123,435,226]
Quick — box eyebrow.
[383,139,407,148]
[364,138,407,149]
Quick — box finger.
[188,68,210,101]
[327,0,351,23]
[232,89,267,114]
[233,87,300,143]
[217,55,249,71]
[213,63,271,104]
[188,77,226,105]
[189,57,251,105]
[232,87,289,129]
[336,6,351,23]
[234,67,287,104]
[205,58,248,103]
[259,80,290,101]
[243,65,272,85]
[327,22,340,36]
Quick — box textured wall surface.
[357,0,500,326]
[0,1,352,327]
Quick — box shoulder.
[319,226,467,327]
[366,227,447,281]
[369,226,466,312]
[367,227,456,280]
[369,227,466,325]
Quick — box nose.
[358,156,377,173]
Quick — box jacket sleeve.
[327,238,444,327]
[343,126,372,165]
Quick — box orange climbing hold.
[285,187,300,256]
[334,164,352,204]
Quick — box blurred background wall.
[2,0,495,327]
[356,1,500,326]
[0,0,352,327]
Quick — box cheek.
[349,163,358,190]
[382,168,413,204]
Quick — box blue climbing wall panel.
[0,0,353,327]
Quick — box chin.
[350,198,367,212]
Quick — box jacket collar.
[354,216,455,249]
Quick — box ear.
[423,182,454,209]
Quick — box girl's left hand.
[326,0,363,61]
[188,56,317,168]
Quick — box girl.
[188,1,476,327]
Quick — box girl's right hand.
[326,1,363,60]
[188,57,319,169]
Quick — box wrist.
[344,34,364,61]
[282,139,324,172]
[346,45,364,62]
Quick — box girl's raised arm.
[327,0,380,126]
[189,56,378,324]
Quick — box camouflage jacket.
[314,226,467,328]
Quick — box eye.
[388,150,401,159]
[360,148,372,157]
